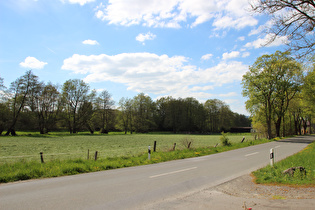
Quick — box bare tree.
[251,0,315,58]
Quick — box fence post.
[87,149,90,160]
[40,152,44,163]
[172,143,176,151]
[95,151,98,161]
[153,141,157,152]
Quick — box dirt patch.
[215,174,315,200]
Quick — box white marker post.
[270,148,274,166]
[148,146,151,160]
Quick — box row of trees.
[0,71,250,135]
[242,51,314,139]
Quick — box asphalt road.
[1,136,314,210]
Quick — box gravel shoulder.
[141,174,315,210]
[215,173,315,200]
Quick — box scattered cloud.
[136,32,156,45]
[242,52,250,58]
[61,0,95,6]
[82,39,99,45]
[245,34,289,49]
[237,36,245,41]
[20,56,47,69]
[94,0,258,29]
[201,54,213,60]
[62,52,248,99]
[222,51,240,60]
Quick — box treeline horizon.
[0,70,251,136]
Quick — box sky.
[0,0,289,115]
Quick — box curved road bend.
[1,136,314,210]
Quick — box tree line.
[0,71,250,135]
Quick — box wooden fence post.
[153,141,157,152]
[87,149,90,160]
[94,151,98,161]
[172,143,176,151]
[40,152,44,163]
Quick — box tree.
[242,51,302,138]
[302,60,315,133]
[132,93,155,133]
[95,90,115,133]
[118,97,134,134]
[61,79,92,134]
[5,70,39,136]
[251,0,315,58]
[0,76,9,135]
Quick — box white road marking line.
[275,146,280,148]
[245,152,259,157]
[149,167,197,178]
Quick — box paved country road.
[1,136,314,210]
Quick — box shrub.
[220,132,231,146]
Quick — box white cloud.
[82,39,99,45]
[61,0,95,6]
[201,54,213,60]
[62,53,248,100]
[95,0,258,29]
[222,51,240,60]
[237,36,245,41]
[245,34,289,49]
[136,32,156,44]
[20,56,47,69]
[242,52,250,58]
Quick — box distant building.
[230,127,252,133]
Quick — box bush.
[220,132,231,146]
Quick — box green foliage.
[220,132,231,146]
[242,51,303,138]
[253,141,315,185]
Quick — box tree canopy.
[242,51,303,138]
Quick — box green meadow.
[0,132,253,163]
[0,132,270,183]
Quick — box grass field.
[0,132,254,163]
[252,140,315,186]
[1,132,275,183]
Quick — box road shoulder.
[141,174,315,209]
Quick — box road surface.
[1,136,314,210]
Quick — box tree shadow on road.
[277,136,315,144]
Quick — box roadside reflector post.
[270,148,274,166]
[148,146,151,160]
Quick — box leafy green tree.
[118,97,134,134]
[5,70,39,136]
[94,90,115,133]
[302,61,315,133]
[132,93,155,133]
[242,51,302,138]
[61,79,92,134]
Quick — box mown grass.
[252,140,315,186]
[0,133,272,183]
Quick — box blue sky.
[0,0,289,115]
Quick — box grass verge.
[252,141,315,186]
[0,137,272,183]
